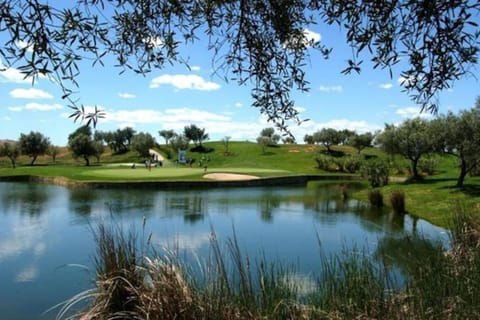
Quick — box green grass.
[353,154,480,227]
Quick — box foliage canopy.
[1,1,478,130]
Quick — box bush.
[360,160,390,188]
[368,189,384,207]
[392,159,409,175]
[390,190,405,215]
[419,157,438,175]
[341,156,362,173]
[315,155,335,171]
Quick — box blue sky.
[0,20,478,146]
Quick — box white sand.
[203,173,260,181]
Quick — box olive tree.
[68,126,96,166]
[1,1,478,131]
[159,129,176,145]
[183,125,209,147]
[18,131,50,165]
[131,132,156,158]
[349,132,374,154]
[313,128,342,153]
[430,108,480,187]
[47,145,60,163]
[377,118,433,180]
[257,127,280,154]
[0,142,21,168]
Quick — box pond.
[0,181,448,319]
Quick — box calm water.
[0,181,447,319]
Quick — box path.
[149,148,166,162]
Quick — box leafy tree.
[3,2,476,129]
[259,127,281,145]
[313,128,342,153]
[0,142,20,168]
[183,125,209,147]
[260,128,275,138]
[159,129,176,145]
[304,134,314,145]
[122,127,136,145]
[349,132,374,154]
[47,145,60,163]
[92,140,105,163]
[257,136,271,155]
[97,128,133,154]
[339,129,355,145]
[18,131,50,165]
[131,133,156,158]
[68,126,96,166]
[169,134,190,151]
[282,136,296,144]
[377,119,433,180]
[430,108,480,187]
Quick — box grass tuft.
[368,189,384,207]
[390,190,405,215]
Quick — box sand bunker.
[203,173,260,181]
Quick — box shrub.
[368,189,384,207]
[341,156,362,173]
[390,190,405,215]
[360,160,390,187]
[419,157,438,175]
[392,159,409,175]
[315,155,335,171]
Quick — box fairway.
[81,166,290,179]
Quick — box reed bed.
[59,209,480,319]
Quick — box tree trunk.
[30,155,37,166]
[84,155,90,166]
[456,157,467,188]
[9,157,16,169]
[411,158,420,180]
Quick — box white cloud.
[395,106,432,119]
[1,116,12,121]
[378,83,393,90]
[155,232,211,251]
[190,65,201,71]
[143,36,163,48]
[284,28,321,49]
[25,103,63,111]
[319,85,343,93]
[16,40,34,52]
[303,29,321,44]
[149,74,221,91]
[234,102,243,108]
[9,103,63,112]
[10,88,53,99]
[0,64,31,84]
[15,266,38,282]
[316,119,380,133]
[118,92,136,99]
[294,106,306,113]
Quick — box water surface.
[0,181,447,319]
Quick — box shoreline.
[0,174,361,189]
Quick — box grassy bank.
[58,210,480,319]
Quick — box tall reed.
[59,208,480,319]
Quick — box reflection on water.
[0,181,448,319]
